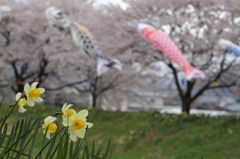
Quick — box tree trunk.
[17,83,24,93]
[181,98,191,114]
[92,93,97,108]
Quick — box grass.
[2,104,240,159]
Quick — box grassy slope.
[3,104,240,159]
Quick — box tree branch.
[45,79,89,91]
[191,54,237,103]
[167,62,183,98]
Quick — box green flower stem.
[34,126,66,159]
[2,124,38,156]
[50,112,62,116]
[50,127,69,158]
[2,101,18,119]
[2,93,26,119]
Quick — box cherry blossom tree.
[0,0,141,107]
[96,0,240,113]
[2,0,239,113]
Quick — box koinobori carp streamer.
[218,39,240,56]
[45,7,122,76]
[137,23,205,81]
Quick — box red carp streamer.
[138,23,205,81]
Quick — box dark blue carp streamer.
[227,45,240,56]
[218,39,240,56]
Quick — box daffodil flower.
[42,116,57,139]
[63,109,93,141]
[24,82,45,106]
[15,92,27,113]
[62,103,75,118]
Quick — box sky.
[91,0,128,9]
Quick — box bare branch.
[45,79,89,91]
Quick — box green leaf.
[0,124,9,148]
[56,137,63,159]
[86,154,102,159]
[45,134,57,159]
[2,122,18,156]
[34,127,65,159]
[73,138,84,158]
[28,119,41,159]
[0,153,18,159]
[50,127,68,158]
[95,136,106,157]
[0,134,11,138]
[0,98,3,108]
[108,150,112,159]
[69,140,74,159]
[0,146,29,157]
[85,143,90,159]
[16,119,27,158]
[3,118,37,157]
[102,139,111,159]
[62,134,69,159]
[91,140,95,159]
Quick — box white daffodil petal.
[46,131,51,139]
[62,114,66,118]
[51,117,57,123]
[16,92,22,101]
[70,112,76,120]
[42,123,47,129]
[31,82,39,89]
[27,98,35,107]
[45,116,56,123]
[44,116,52,123]
[49,117,57,123]
[76,128,86,138]
[38,88,45,93]
[35,97,43,102]
[68,126,76,135]
[43,124,48,129]
[62,119,69,127]
[24,83,30,92]
[72,111,78,117]
[61,103,67,111]
[69,134,77,141]
[68,127,77,138]
[66,104,73,109]
[85,122,93,128]
[77,109,88,118]
[72,109,77,115]
[69,118,75,123]
[18,106,26,113]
